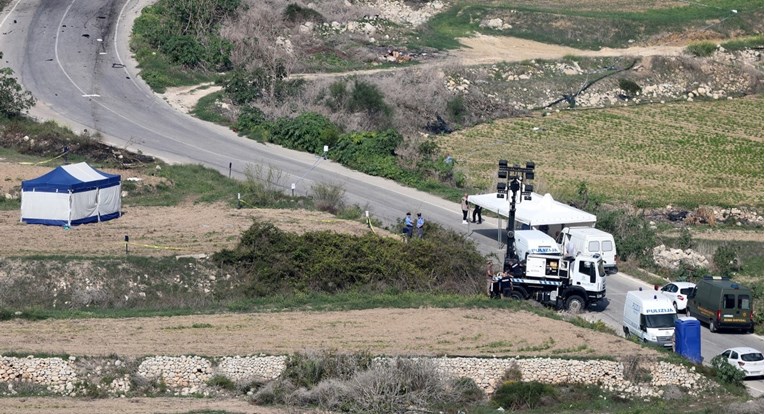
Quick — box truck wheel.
[509,290,524,300]
[565,295,585,313]
[709,319,717,333]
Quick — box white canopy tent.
[468,192,596,240]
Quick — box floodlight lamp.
[498,159,508,169]
[510,180,521,192]
[526,161,535,170]
[525,171,535,180]
[524,195,532,201]
[513,163,520,169]
[498,169,508,179]
[497,182,507,192]
[524,184,534,193]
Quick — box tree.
[0,58,35,117]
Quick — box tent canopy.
[22,162,120,193]
[468,192,596,227]
[21,162,121,226]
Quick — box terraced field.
[443,96,764,207]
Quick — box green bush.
[0,65,36,117]
[492,381,557,410]
[283,3,324,24]
[212,219,485,297]
[269,112,340,154]
[594,209,655,265]
[347,80,392,122]
[618,78,642,96]
[721,35,764,51]
[713,243,739,277]
[711,354,744,386]
[676,227,696,250]
[446,95,466,124]
[685,41,717,57]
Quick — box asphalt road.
[1,0,762,397]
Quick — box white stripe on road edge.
[82,94,101,97]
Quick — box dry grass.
[439,96,764,207]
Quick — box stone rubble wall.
[0,354,712,398]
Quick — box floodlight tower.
[496,160,535,272]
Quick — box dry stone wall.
[0,354,712,399]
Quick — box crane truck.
[492,230,607,312]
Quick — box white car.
[720,347,764,379]
[658,282,696,312]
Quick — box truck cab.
[522,254,606,311]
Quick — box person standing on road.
[472,204,483,224]
[404,212,414,238]
[461,193,470,224]
[416,213,425,239]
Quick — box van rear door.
[721,292,751,326]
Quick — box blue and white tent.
[21,162,122,226]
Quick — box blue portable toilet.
[674,316,702,364]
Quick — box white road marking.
[0,0,23,29]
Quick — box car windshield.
[741,352,764,362]
[680,287,694,295]
[645,313,677,328]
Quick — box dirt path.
[164,35,687,107]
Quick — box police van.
[623,289,678,348]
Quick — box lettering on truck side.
[646,308,674,313]
[529,248,556,253]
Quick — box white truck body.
[506,253,606,311]
[514,230,561,260]
[623,290,677,348]
[558,227,618,274]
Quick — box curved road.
[1,0,762,396]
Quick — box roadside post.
[124,235,129,255]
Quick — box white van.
[558,227,618,274]
[513,230,561,261]
[623,290,678,348]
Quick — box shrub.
[618,78,642,96]
[492,381,556,410]
[0,65,36,117]
[446,95,466,123]
[311,182,346,214]
[713,243,740,277]
[676,227,696,250]
[710,354,744,386]
[283,3,324,24]
[283,350,372,389]
[347,79,392,123]
[685,41,717,57]
[595,209,655,265]
[207,374,236,391]
[269,112,340,154]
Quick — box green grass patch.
[686,41,717,57]
[191,91,232,126]
[130,42,218,93]
[722,34,764,51]
[124,163,243,207]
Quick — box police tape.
[366,216,377,235]
[124,241,187,251]
[19,151,68,166]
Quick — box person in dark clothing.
[472,205,483,224]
